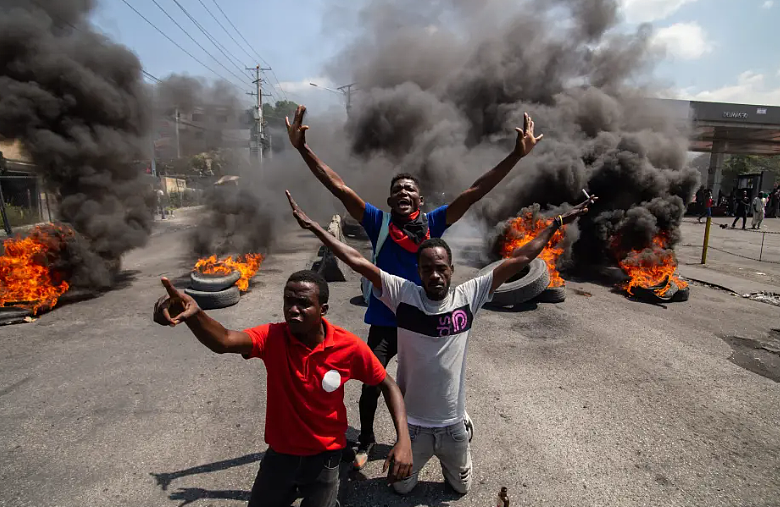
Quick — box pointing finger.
[161,277,180,298]
[285,116,291,129]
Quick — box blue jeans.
[392,422,472,495]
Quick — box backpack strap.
[372,212,391,263]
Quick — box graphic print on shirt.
[321,369,342,393]
[396,302,474,337]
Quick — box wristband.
[554,215,563,228]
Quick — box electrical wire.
[168,0,255,81]
[209,0,289,101]
[119,0,248,93]
[145,0,250,88]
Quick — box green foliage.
[262,100,299,152]
[167,189,202,208]
[4,203,40,227]
[693,154,780,192]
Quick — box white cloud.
[762,0,774,9]
[683,71,780,105]
[620,0,700,23]
[651,22,713,60]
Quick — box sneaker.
[464,411,474,443]
[353,441,374,470]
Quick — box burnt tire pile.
[185,271,241,310]
[479,259,567,307]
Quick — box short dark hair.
[416,238,452,265]
[286,270,329,304]
[390,172,421,191]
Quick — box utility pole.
[338,83,356,117]
[174,108,181,159]
[246,65,271,169]
[310,82,357,117]
[0,152,12,236]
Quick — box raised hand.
[560,195,598,225]
[285,105,309,149]
[514,112,543,158]
[153,278,200,327]
[285,190,316,230]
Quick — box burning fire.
[0,224,73,314]
[617,234,688,296]
[193,254,264,291]
[501,212,566,287]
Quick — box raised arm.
[153,278,252,355]
[286,190,381,289]
[446,113,543,225]
[286,105,366,221]
[490,196,597,293]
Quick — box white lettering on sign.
[757,108,767,115]
[723,112,748,119]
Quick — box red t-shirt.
[243,318,386,456]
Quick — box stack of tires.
[478,258,566,307]
[185,270,242,310]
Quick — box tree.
[693,153,780,193]
[262,100,299,152]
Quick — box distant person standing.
[698,189,713,223]
[156,188,167,220]
[752,192,767,229]
[731,190,749,230]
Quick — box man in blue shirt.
[287,105,543,469]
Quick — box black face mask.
[390,210,429,245]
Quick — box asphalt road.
[1,211,779,507]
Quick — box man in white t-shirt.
[286,190,595,495]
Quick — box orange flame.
[0,224,73,314]
[193,254,263,291]
[501,212,566,287]
[617,234,688,296]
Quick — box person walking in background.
[156,188,167,220]
[752,192,767,229]
[698,189,713,224]
[731,190,749,230]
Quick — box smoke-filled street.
[1,211,778,507]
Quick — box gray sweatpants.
[392,422,472,495]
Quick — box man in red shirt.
[153,270,412,507]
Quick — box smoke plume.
[0,0,152,288]
[322,0,699,269]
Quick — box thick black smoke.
[0,0,152,288]
[325,0,699,269]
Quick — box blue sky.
[93,0,780,111]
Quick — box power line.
[119,0,247,93]
[145,0,250,89]
[142,70,162,83]
[209,0,289,101]
[168,0,255,82]
[196,0,256,63]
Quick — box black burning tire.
[0,307,33,326]
[671,286,690,302]
[632,279,679,303]
[190,270,241,292]
[534,285,567,303]
[184,286,240,310]
[478,258,550,307]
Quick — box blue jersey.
[361,202,449,327]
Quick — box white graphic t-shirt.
[374,270,493,427]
